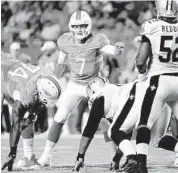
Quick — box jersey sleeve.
[99,34,110,48]
[140,19,158,36]
[94,33,110,49]
[20,71,42,107]
[57,32,71,53]
[82,96,105,138]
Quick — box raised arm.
[54,50,68,78]
[136,35,152,74]
[100,42,125,56]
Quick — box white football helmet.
[37,75,61,107]
[155,0,178,18]
[69,10,92,40]
[86,77,109,108]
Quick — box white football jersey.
[103,83,135,120]
[101,84,120,119]
[140,19,178,76]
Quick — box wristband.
[10,146,17,157]
[77,153,85,161]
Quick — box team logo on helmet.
[69,10,92,40]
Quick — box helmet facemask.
[155,0,178,19]
[69,10,92,41]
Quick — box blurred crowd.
[1,1,155,134]
[1,1,154,46]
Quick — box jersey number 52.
[159,36,178,63]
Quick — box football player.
[72,77,172,172]
[123,0,178,172]
[37,10,125,166]
[1,57,61,171]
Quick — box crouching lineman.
[72,77,172,172]
[1,56,61,171]
[108,0,178,172]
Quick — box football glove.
[72,158,84,172]
[1,152,16,171]
[115,42,125,55]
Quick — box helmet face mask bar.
[69,10,92,40]
[37,75,61,107]
[155,0,178,18]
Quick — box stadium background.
[1,0,155,61]
[1,0,155,134]
[1,1,178,173]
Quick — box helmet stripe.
[166,0,169,10]
[76,10,81,20]
[44,76,61,98]
[167,0,173,12]
[171,0,173,10]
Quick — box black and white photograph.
[1,0,178,173]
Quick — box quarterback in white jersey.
[72,77,172,172]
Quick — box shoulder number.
[8,63,40,79]
[159,36,178,63]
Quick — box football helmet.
[86,77,109,108]
[69,10,92,40]
[37,75,61,107]
[155,0,178,18]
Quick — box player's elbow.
[136,56,146,74]
[136,64,146,74]
[82,128,95,138]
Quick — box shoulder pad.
[140,19,159,36]
[57,32,72,51]
[93,33,110,48]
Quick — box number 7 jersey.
[57,32,110,84]
[140,19,178,75]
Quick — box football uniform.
[81,82,171,145]
[108,81,172,145]
[137,19,178,129]
[1,57,46,108]
[137,73,178,129]
[99,84,120,120]
[54,32,110,123]
[57,32,109,84]
[140,19,178,76]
